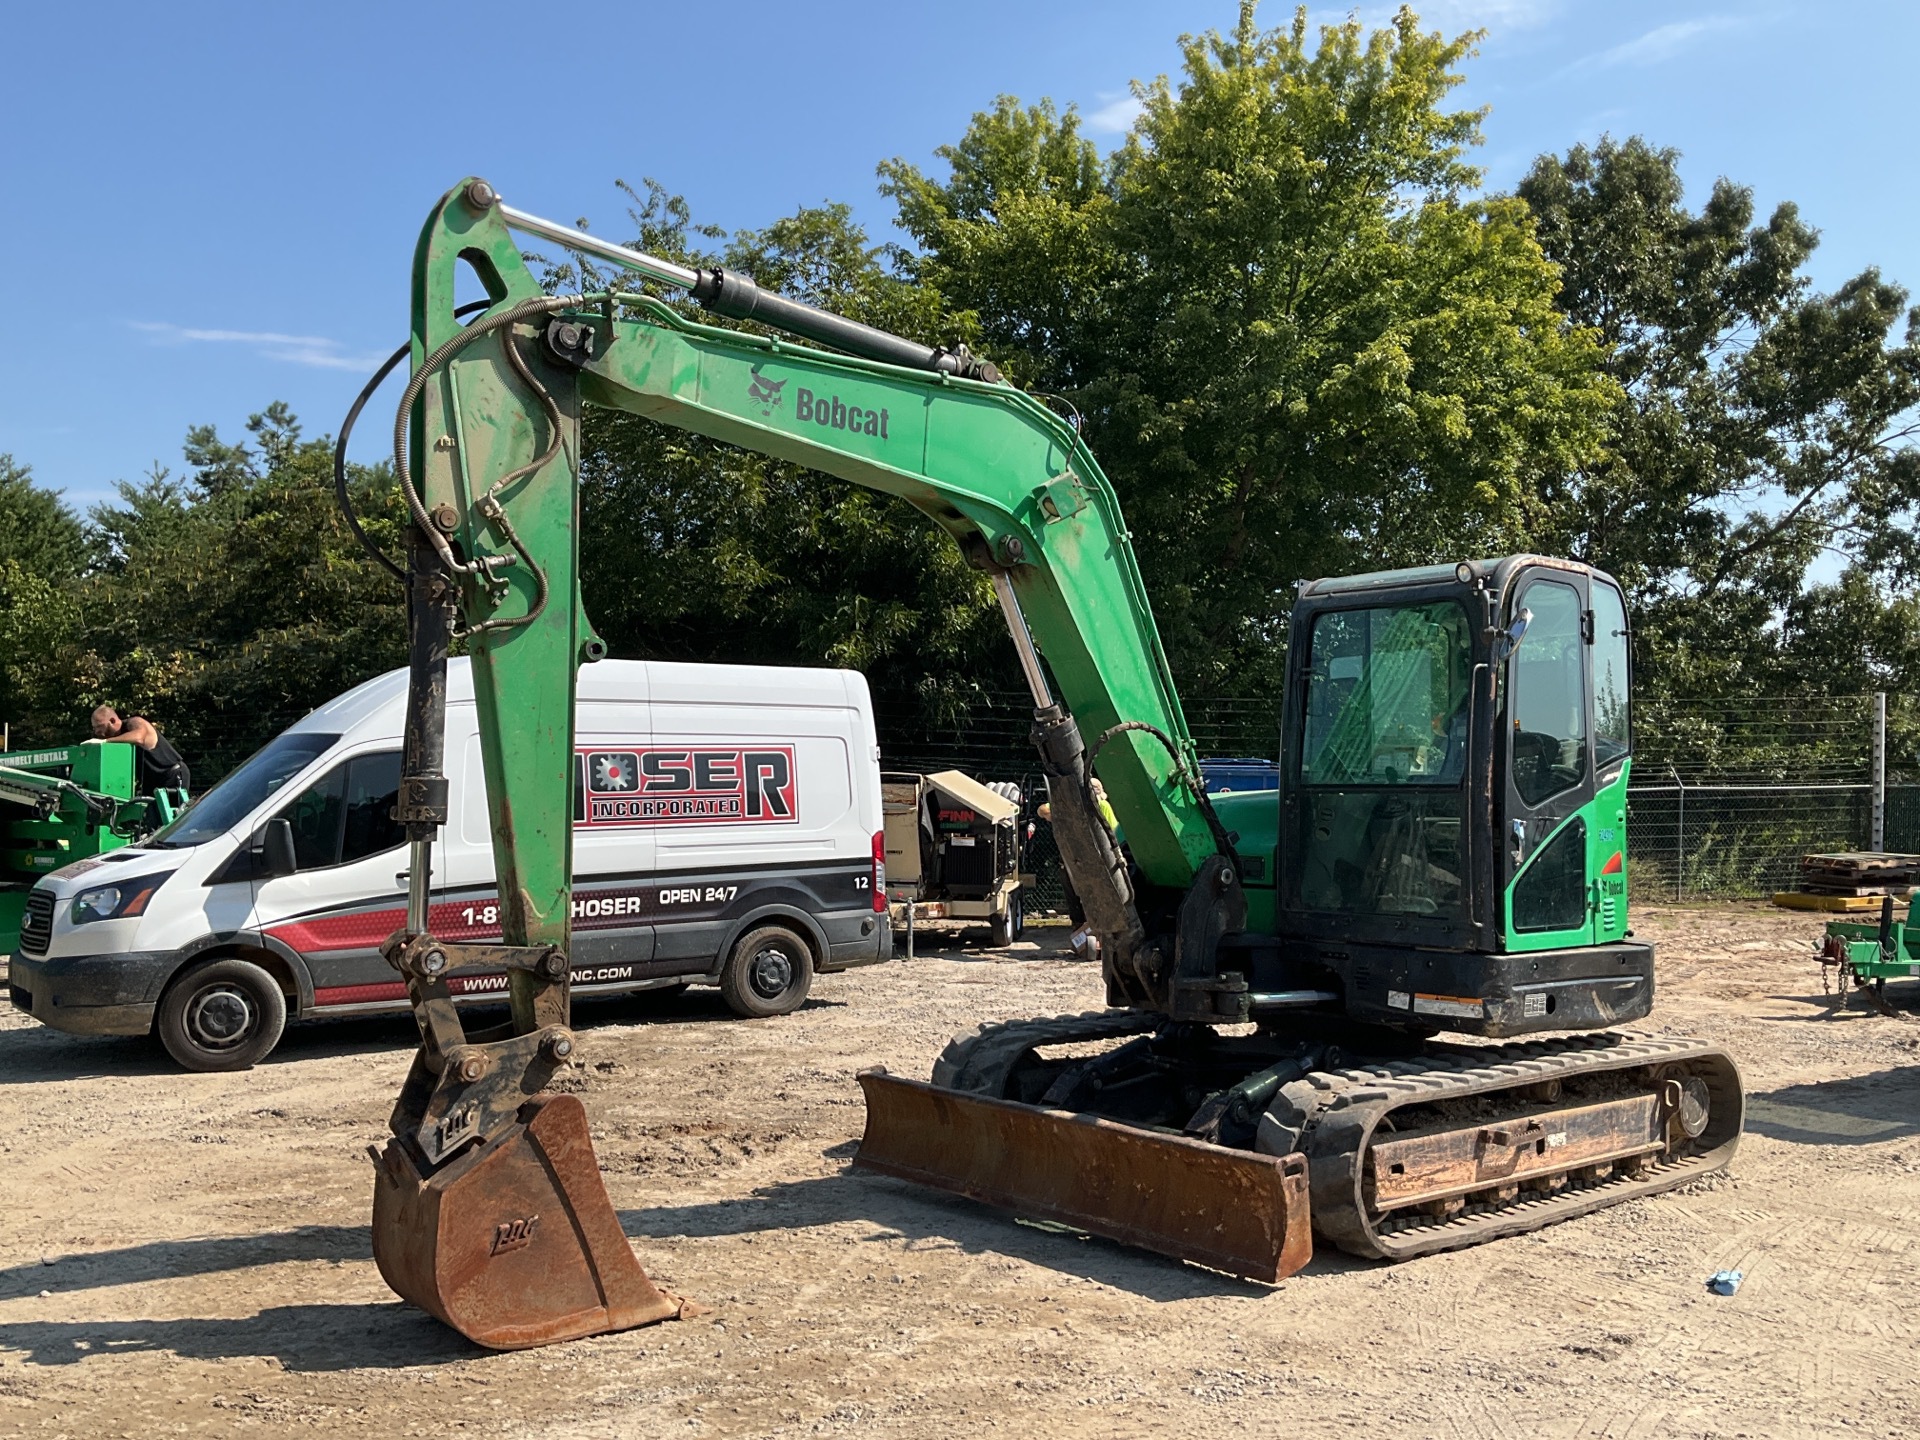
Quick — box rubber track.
[1300,1032,1745,1260]
[930,1011,1158,1094]
[926,1018,1744,1266]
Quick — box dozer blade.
[854,1070,1312,1283]
[372,1093,689,1349]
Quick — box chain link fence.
[874,690,1280,917]
[877,689,1919,908]
[872,690,1280,781]
[23,682,1904,910]
[1627,694,1918,899]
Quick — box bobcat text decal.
[576,746,798,826]
[794,388,889,439]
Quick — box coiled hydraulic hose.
[1087,719,1242,870]
[333,299,489,583]
[389,293,604,576]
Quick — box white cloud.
[1085,92,1145,136]
[1589,15,1747,67]
[131,321,386,372]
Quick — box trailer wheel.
[156,956,287,1072]
[988,891,1023,948]
[721,926,813,1018]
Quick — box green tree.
[0,455,85,583]
[885,4,1615,693]
[1517,135,1920,701]
[0,558,83,738]
[80,418,408,775]
[0,459,87,736]
[881,97,1114,391]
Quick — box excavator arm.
[367,179,1268,1348]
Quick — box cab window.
[1294,600,1473,921]
[1302,601,1474,786]
[1510,580,1588,806]
[1592,582,1630,770]
[1513,818,1589,932]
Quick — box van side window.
[282,767,345,870]
[341,751,405,864]
[272,750,404,871]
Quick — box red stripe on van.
[268,907,407,954]
[313,980,409,1006]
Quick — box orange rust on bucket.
[372,1092,690,1349]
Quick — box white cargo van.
[9,658,889,1070]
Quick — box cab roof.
[1298,554,1613,599]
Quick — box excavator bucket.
[854,1071,1312,1283]
[371,1093,689,1349]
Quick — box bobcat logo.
[748,372,787,416]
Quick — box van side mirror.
[259,817,298,878]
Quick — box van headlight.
[71,873,171,925]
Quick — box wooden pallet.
[1772,892,1903,913]
[1802,851,1920,875]
[1799,855,1920,903]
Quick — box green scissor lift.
[0,743,184,956]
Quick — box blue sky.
[2,0,1913,512]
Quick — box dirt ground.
[1,903,1917,1440]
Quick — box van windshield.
[149,732,341,849]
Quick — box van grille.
[19,889,53,955]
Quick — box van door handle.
[395,872,409,890]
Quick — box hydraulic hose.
[389,293,604,575]
[1087,719,1242,870]
[334,299,491,583]
[455,327,565,639]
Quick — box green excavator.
[356,179,1743,1347]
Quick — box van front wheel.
[157,956,287,1071]
[721,926,814,1019]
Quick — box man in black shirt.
[90,705,191,794]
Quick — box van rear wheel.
[721,926,813,1019]
[157,956,287,1071]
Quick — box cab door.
[1502,569,1598,951]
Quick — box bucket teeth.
[372,1093,690,1349]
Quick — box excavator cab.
[1263,555,1651,1037]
